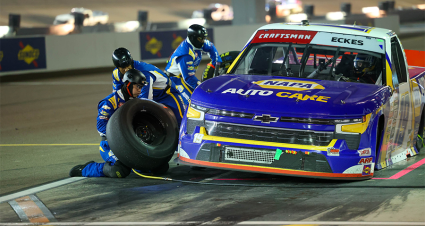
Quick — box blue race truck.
[177,22,425,180]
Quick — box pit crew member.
[165,24,222,101]
[69,69,166,177]
[112,47,187,126]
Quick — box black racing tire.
[415,109,425,152]
[202,51,240,82]
[106,98,179,171]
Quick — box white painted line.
[4,81,111,85]
[31,194,57,222]
[0,177,86,204]
[8,200,29,222]
[0,221,424,225]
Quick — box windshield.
[233,43,385,85]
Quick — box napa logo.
[145,37,163,55]
[253,79,325,91]
[18,44,40,65]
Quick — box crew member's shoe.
[69,161,95,177]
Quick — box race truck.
[53,8,109,26]
[177,21,425,180]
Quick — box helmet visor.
[354,60,371,70]
[118,58,131,68]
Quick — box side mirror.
[388,86,394,96]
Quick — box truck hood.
[192,74,391,117]
[54,14,74,23]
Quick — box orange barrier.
[405,49,425,67]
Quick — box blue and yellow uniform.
[165,38,222,101]
[82,90,127,177]
[112,60,188,126]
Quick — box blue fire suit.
[165,38,222,102]
[82,90,127,177]
[112,60,188,126]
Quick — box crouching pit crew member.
[111,47,187,126]
[69,69,167,178]
[165,24,222,101]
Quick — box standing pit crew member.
[112,47,187,126]
[69,69,165,178]
[165,24,222,101]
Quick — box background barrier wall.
[0,24,263,76]
[0,18,409,76]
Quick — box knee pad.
[103,160,131,178]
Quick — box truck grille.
[224,147,275,164]
[206,121,333,146]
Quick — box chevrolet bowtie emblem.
[253,114,279,123]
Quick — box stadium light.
[362,6,382,18]
[286,13,308,22]
[326,11,346,21]
[178,18,206,29]
[0,26,10,37]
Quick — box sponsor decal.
[118,102,124,108]
[193,133,204,143]
[100,110,109,116]
[358,157,373,164]
[259,33,312,39]
[182,92,190,101]
[252,30,318,44]
[358,148,371,156]
[171,35,184,50]
[187,61,193,65]
[102,105,111,110]
[176,85,184,92]
[327,147,340,156]
[139,28,214,60]
[178,95,186,111]
[108,97,117,109]
[188,72,196,76]
[221,88,331,103]
[99,116,109,120]
[188,49,196,60]
[386,31,396,37]
[362,164,372,175]
[188,66,194,70]
[310,32,384,54]
[253,79,325,91]
[253,114,279,123]
[18,44,40,65]
[145,36,163,56]
[331,37,364,45]
[222,88,273,96]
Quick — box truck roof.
[257,22,394,39]
[71,8,91,13]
